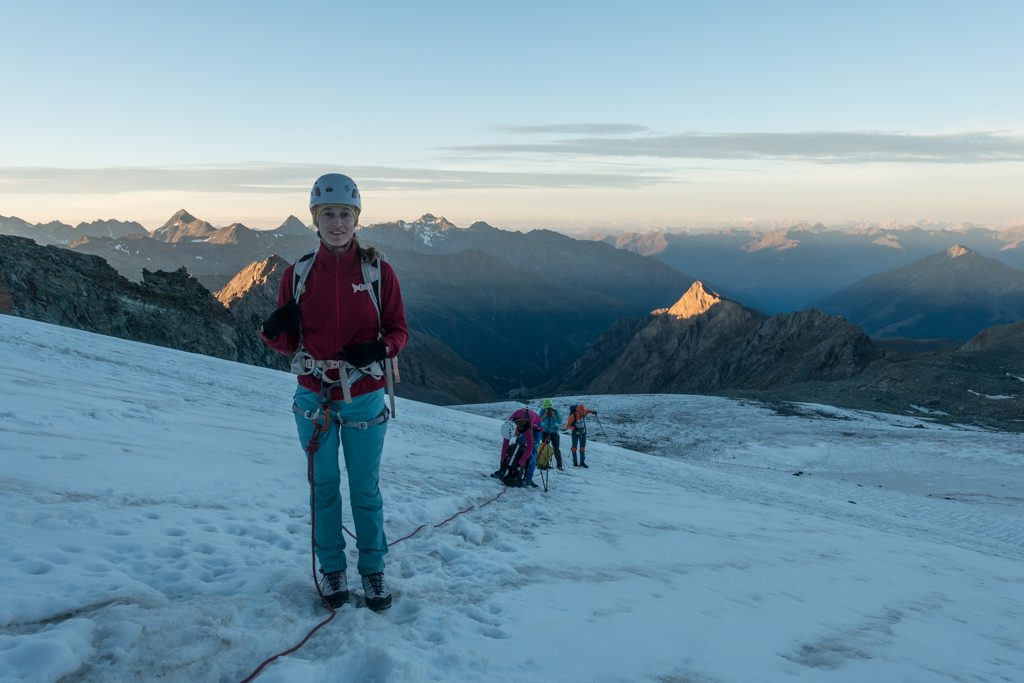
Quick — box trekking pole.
[594,414,609,442]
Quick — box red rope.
[341,487,507,544]
[240,414,337,683]
[239,482,507,682]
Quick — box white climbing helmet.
[500,420,517,442]
[310,173,361,214]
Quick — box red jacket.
[262,243,409,401]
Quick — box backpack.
[502,467,524,487]
[567,404,580,429]
[537,441,554,469]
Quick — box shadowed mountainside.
[214,255,497,404]
[815,245,1024,340]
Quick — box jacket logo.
[352,283,373,293]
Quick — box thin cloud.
[450,131,1024,163]
[0,164,671,194]
[492,123,651,135]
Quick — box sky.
[2,314,1023,682]
[1,0,1023,232]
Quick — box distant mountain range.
[0,215,148,242]
[816,245,1024,340]
[6,212,1024,415]
[360,216,695,311]
[608,222,1024,312]
[1,212,697,396]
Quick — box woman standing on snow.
[261,173,408,612]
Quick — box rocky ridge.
[545,279,1024,429]
[0,235,268,366]
[564,281,876,395]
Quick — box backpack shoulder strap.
[291,248,318,303]
[362,250,400,419]
[360,250,386,330]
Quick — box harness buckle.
[290,351,315,376]
[305,405,331,431]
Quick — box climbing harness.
[292,396,390,436]
[288,245,399,418]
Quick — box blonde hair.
[355,239,378,263]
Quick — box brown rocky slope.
[552,281,877,395]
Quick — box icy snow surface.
[1,314,1023,682]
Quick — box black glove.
[262,300,302,338]
[592,411,598,416]
[336,340,387,368]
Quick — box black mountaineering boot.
[320,570,349,608]
[362,572,393,611]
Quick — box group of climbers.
[491,400,598,487]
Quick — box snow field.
[1,314,1023,682]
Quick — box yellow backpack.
[537,441,555,469]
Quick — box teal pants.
[293,387,388,576]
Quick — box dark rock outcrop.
[751,320,1024,430]
[0,235,267,366]
[731,309,877,389]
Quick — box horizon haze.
[2,2,1023,232]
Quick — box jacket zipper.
[335,251,342,346]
